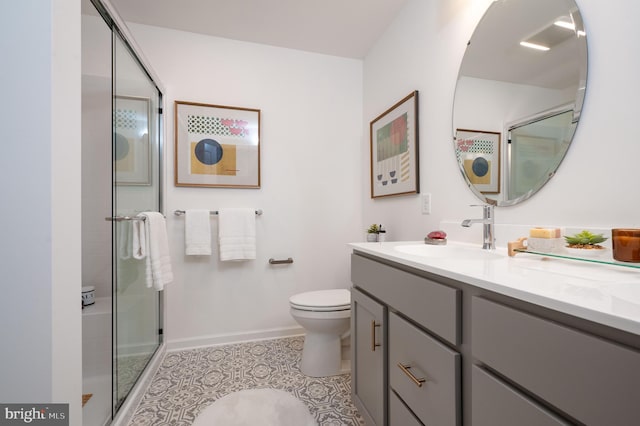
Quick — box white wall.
[81,15,114,299]
[454,76,576,134]
[0,1,53,401]
[81,75,112,298]
[51,0,83,420]
[0,0,82,423]
[363,0,640,244]
[128,24,363,347]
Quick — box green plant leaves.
[564,230,607,245]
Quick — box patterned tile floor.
[128,336,364,426]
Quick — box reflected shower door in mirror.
[508,109,575,200]
[452,0,587,206]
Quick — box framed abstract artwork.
[370,91,419,198]
[114,96,151,185]
[174,101,261,188]
[455,129,501,194]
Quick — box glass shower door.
[112,30,162,411]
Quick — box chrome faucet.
[461,204,495,250]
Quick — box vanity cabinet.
[472,296,640,426]
[350,251,640,426]
[351,253,462,425]
[351,287,385,426]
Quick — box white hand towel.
[185,209,212,255]
[118,220,133,260]
[136,212,174,291]
[218,208,256,261]
[132,218,146,260]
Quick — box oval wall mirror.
[452,0,587,206]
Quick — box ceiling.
[92,0,409,59]
[460,0,585,90]
[83,0,585,89]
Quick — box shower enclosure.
[81,0,165,423]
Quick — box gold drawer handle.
[397,363,426,388]
[371,320,381,351]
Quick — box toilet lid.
[289,289,351,311]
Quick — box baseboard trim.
[166,326,306,352]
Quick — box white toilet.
[289,289,351,377]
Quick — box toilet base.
[300,332,344,377]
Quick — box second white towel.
[134,212,174,291]
[185,209,212,255]
[218,208,256,261]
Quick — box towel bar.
[105,213,166,222]
[105,216,146,222]
[269,258,294,265]
[174,209,263,216]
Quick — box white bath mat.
[192,388,317,426]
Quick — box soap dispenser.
[378,225,386,242]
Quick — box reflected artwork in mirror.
[452,0,587,206]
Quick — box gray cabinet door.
[352,287,385,426]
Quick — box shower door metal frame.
[89,0,166,420]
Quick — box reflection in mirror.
[453,0,587,206]
[508,108,575,200]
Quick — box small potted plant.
[564,230,608,257]
[366,224,379,242]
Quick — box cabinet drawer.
[389,312,460,426]
[472,297,640,425]
[389,390,422,426]
[472,366,569,426]
[351,254,460,344]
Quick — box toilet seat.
[289,289,351,312]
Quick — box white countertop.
[349,241,640,336]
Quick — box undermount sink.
[394,243,504,260]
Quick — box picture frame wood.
[370,91,420,198]
[174,101,261,188]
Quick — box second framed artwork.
[370,91,419,198]
[455,128,501,194]
[174,101,261,188]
